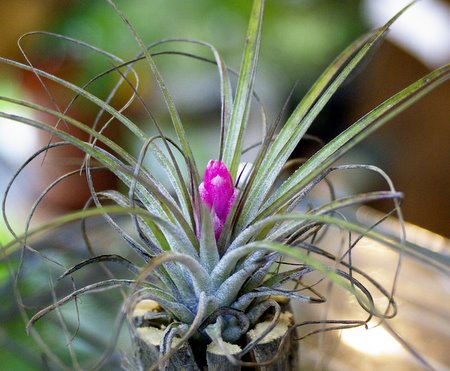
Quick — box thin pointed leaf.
[136,252,212,298]
[261,64,450,219]
[0,101,198,246]
[232,288,323,311]
[222,0,264,178]
[106,0,199,184]
[261,267,312,288]
[213,261,262,309]
[152,38,233,222]
[241,256,278,294]
[0,57,192,230]
[237,3,415,232]
[268,191,403,241]
[243,241,371,308]
[27,279,137,331]
[58,255,140,280]
[1,206,176,259]
[199,204,220,274]
[0,56,147,141]
[230,191,402,251]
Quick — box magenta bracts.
[199,160,237,240]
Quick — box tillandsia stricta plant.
[1,0,449,370]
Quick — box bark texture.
[131,301,298,370]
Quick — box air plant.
[1,0,449,370]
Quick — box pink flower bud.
[199,160,237,240]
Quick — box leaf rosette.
[1,0,449,369]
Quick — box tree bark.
[247,312,297,370]
[132,301,298,370]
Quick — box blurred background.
[0,0,448,370]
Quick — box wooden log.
[131,301,298,370]
[135,326,200,371]
[132,299,171,328]
[247,312,297,371]
[206,341,242,371]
